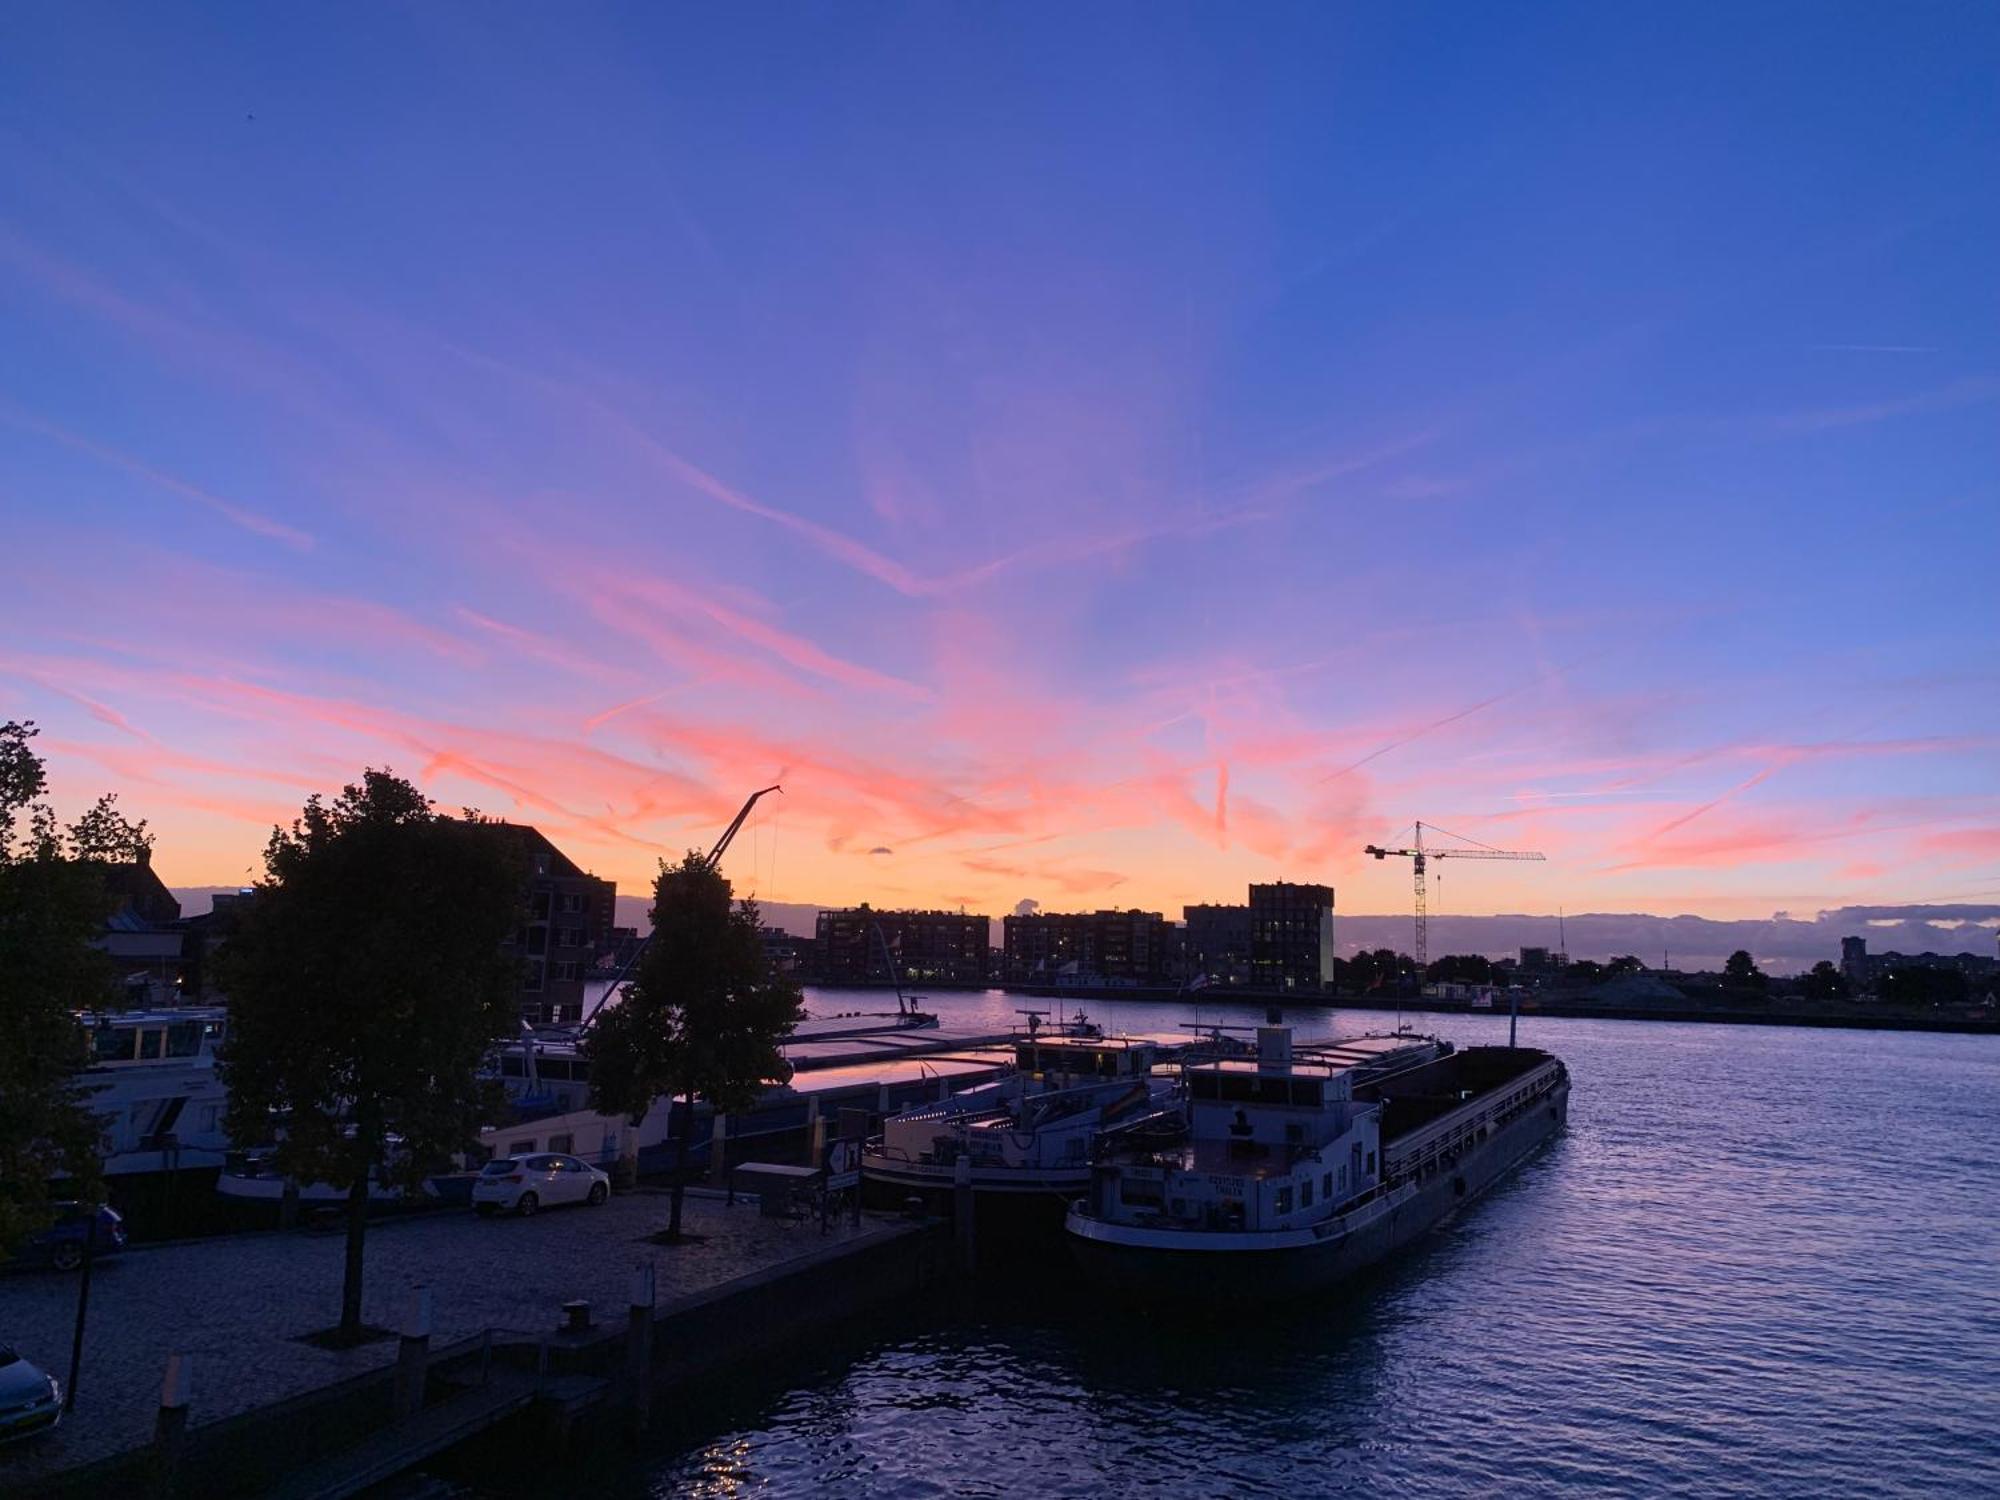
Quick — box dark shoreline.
[804,980,2000,1036]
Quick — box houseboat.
[1066,1027,1569,1298]
[862,1027,1218,1216]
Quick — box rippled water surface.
[476,995,2000,1498]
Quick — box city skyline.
[5,7,1998,925]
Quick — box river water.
[468,989,2000,1497]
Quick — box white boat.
[1066,1027,1569,1299]
[75,1005,233,1178]
[862,1028,1197,1211]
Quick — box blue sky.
[3,4,1996,922]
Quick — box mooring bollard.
[393,1285,432,1421]
[626,1261,656,1434]
[152,1352,192,1500]
[953,1156,975,1273]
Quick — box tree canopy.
[1803,960,1850,1001]
[583,851,803,1235]
[217,769,525,1338]
[0,722,122,1249]
[1723,950,1768,990]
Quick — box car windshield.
[481,1160,518,1174]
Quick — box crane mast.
[1363,820,1545,972]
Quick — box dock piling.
[151,1352,192,1500]
[953,1157,975,1273]
[626,1261,656,1434]
[393,1286,432,1422]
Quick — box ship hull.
[1067,1077,1568,1301]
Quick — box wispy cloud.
[0,404,316,549]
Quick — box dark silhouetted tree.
[65,793,153,863]
[583,852,803,1240]
[1878,965,1966,1008]
[1606,955,1643,976]
[1723,950,1768,990]
[1803,960,1849,1001]
[0,722,121,1251]
[217,770,524,1342]
[1425,954,1496,984]
[1563,958,1606,986]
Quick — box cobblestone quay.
[0,1190,886,1491]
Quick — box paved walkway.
[0,1190,875,1485]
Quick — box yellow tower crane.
[1363,821,1545,973]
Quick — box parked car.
[0,1346,62,1444]
[471,1154,610,1216]
[11,1204,126,1273]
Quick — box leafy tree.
[1606,955,1643,977]
[1723,950,1768,990]
[65,793,153,863]
[217,770,524,1343]
[1803,960,1849,1002]
[0,722,120,1251]
[583,852,803,1240]
[1563,958,1606,986]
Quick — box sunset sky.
[4,6,1997,925]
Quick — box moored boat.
[1066,1026,1568,1299]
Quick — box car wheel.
[587,1182,608,1206]
[51,1241,83,1272]
[516,1192,539,1218]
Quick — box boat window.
[500,1055,524,1077]
[1323,1172,1333,1199]
[548,1134,574,1153]
[1366,1151,1376,1175]
[93,1027,134,1063]
[1274,1185,1293,1214]
[1189,1074,1219,1101]
[138,1028,165,1061]
[541,1060,571,1081]
[508,1140,535,1154]
[1301,1178,1314,1207]
[166,1022,201,1058]
[1254,1077,1289,1106]
[1289,1080,1323,1108]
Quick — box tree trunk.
[340,1169,368,1339]
[666,1091,690,1239]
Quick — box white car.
[0,1345,62,1444]
[472,1153,610,1216]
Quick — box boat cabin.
[1013,1035,1160,1082]
[83,1007,227,1068]
[1089,1030,1443,1234]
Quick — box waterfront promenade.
[0,1190,883,1489]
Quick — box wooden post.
[393,1286,432,1421]
[953,1156,975,1274]
[626,1262,656,1434]
[151,1353,192,1500]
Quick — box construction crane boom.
[578,784,782,1030]
[706,785,782,869]
[1363,820,1545,971]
